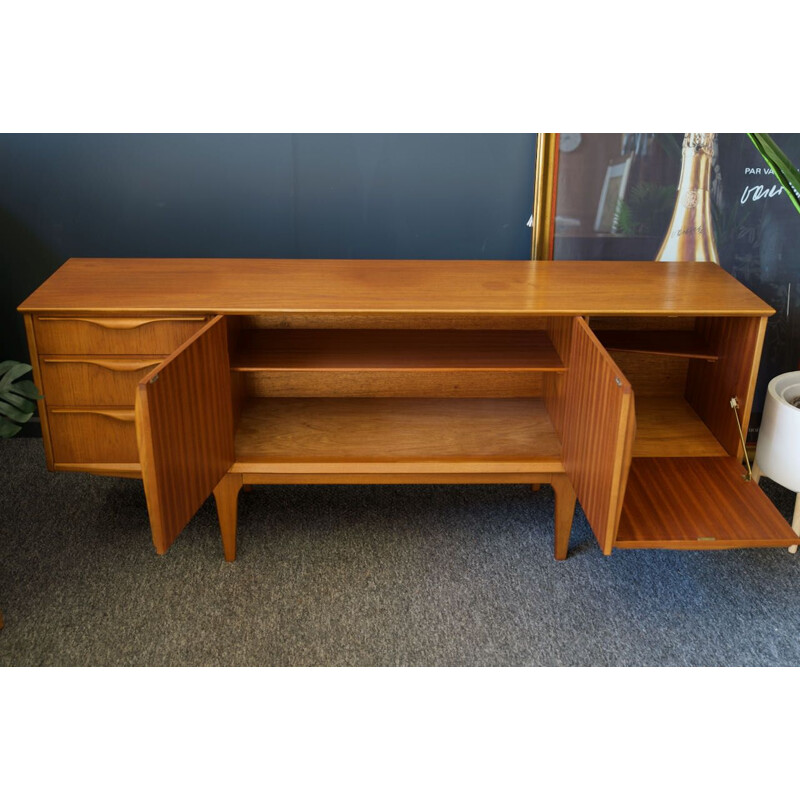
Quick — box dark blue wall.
[1,133,536,362]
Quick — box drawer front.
[34,315,207,355]
[49,408,139,465]
[40,357,162,406]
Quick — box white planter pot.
[755,371,800,493]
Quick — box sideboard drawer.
[40,357,162,406]
[34,315,207,355]
[49,408,139,465]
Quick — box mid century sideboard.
[18,258,799,560]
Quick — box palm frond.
[747,133,800,215]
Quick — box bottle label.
[675,225,705,238]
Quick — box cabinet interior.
[588,315,757,460]
[227,318,566,470]
[225,314,753,469]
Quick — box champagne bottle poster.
[715,134,800,436]
[552,132,800,435]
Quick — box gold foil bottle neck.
[655,132,720,263]
[683,133,716,156]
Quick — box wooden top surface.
[18,258,775,317]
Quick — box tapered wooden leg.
[752,460,762,484]
[790,494,800,555]
[530,484,541,492]
[213,473,243,562]
[551,474,577,561]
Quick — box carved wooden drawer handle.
[37,316,206,329]
[43,358,162,372]
[50,408,135,423]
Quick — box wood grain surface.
[616,457,800,548]
[551,474,577,560]
[239,370,545,398]
[18,259,775,317]
[232,329,560,397]
[232,329,564,370]
[212,473,242,562]
[49,407,139,464]
[53,462,142,477]
[40,357,164,406]
[632,397,727,458]
[23,314,54,470]
[33,315,206,354]
[136,316,234,555]
[241,313,552,330]
[588,315,696,331]
[560,317,634,555]
[237,470,564,483]
[595,329,717,361]
[234,397,563,473]
[603,351,689,398]
[543,316,573,438]
[685,316,766,459]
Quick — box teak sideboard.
[18,258,800,561]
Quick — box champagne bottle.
[655,133,720,263]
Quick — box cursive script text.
[740,184,784,204]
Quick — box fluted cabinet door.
[561,317,635,555]
[135,316,234,555]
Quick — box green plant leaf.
[654,133,682,161]
[747,133,800,215]
[0,362,32,392]
[7,379,43,400]
[0,398,33,424]
[0,389,35,414]
[616,182,677,236]
[0,416,22,438]
[0,360,41,435]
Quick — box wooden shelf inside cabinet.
[595,330,717,361]
[632,397,727,458]
[231,329,565,372]
[233,397,564,473]
[616,457,800,549]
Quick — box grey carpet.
[1,437,799,666]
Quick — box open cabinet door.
[135,315,234,554]
[561,317,635,555]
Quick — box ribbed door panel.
[561,317,634,554]
[135,316,234,554]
